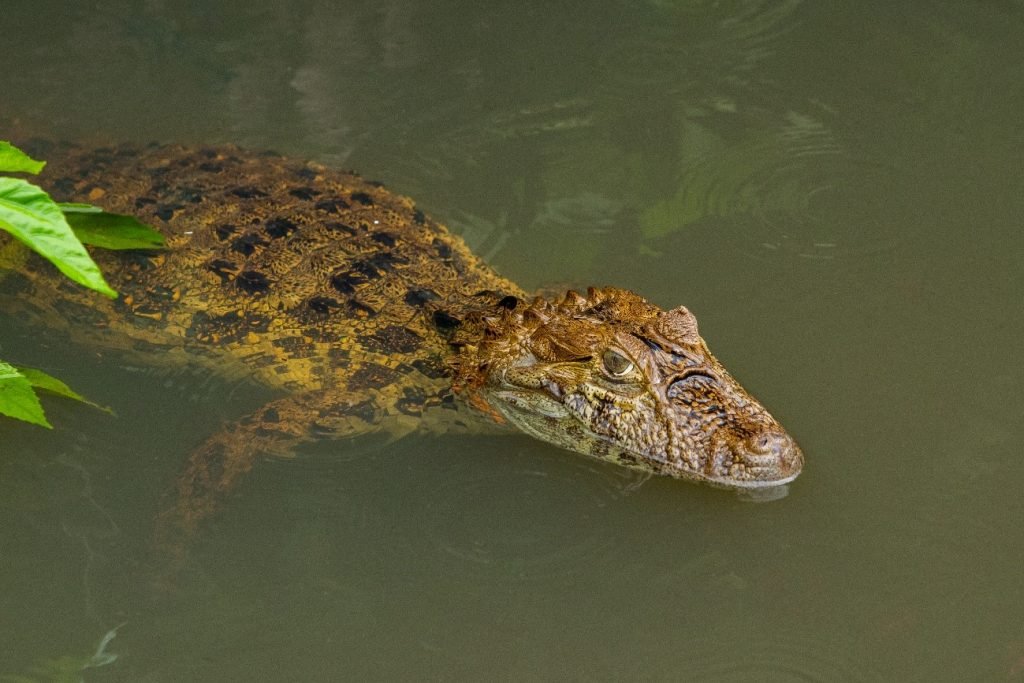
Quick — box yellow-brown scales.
[1,143,803,546]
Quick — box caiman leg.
[151,381,427,573]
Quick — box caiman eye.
[601,349,634,377]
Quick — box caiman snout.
[741,429,803,485]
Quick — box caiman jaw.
[451,287,804,490]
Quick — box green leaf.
[0,141,45,174]
[13,365,113,415]
[56,202,102,213]
[0,362,50,428]
[0,178,117,297]
[61,204,165,250]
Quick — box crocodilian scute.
[451,286,803,489]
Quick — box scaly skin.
[1,142,802,543]
[451,287,803,487]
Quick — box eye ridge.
[667,369,717,396]
[601,349,635,377]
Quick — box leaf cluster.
[0,140,159,427]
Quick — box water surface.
[2,1,1024,680]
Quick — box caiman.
[1,142,803,534]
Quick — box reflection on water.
[3,0,1024,680]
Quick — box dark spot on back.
[178,187,204,203]
[330,270,367,294]
[186,310,268,342]
[411,357,450,379]
[350,191,374,206]
[316,399,378,429]
[307,296,340,314]
[371,232,397,247]
[413,208,426,224]
[265,217,298,238]
[214,223,236,240]
[348,363,402,391]
[231,233,266,256]
[155,204,183,221]
[327,346,350,361]
[315,198,349,214]
[289,187,318,200]
[405,288,440,307]
[51,177,76,196]
[236,270,271,294]
[231,186,267,199]
[433,310,461,331]
[351,260,384,281]
[295,167,317,181]
[433,240,452,259]
[134,196,156,209]
[347,300,377,317]
[364,251,408,272]
[363,325,423,354]
[497,295,520,310]
[271,336,319,359]
[396,387,427,416]
[198,161,223,173]
[326,222,357,235]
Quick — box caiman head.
[451,287,803,489]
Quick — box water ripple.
[667,634,881,682]
[417,442,641,580]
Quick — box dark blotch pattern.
[348,363,403,391]
[289,187,317,200]
[155,204,183,221]
[236,270,271,294]
[231,233,267,256]
[330,271,361,295]
[405,288,440,307]
[186,310,270,342]
[395,387,428,416]
[230,186,267,199]
[347,300,377,317]
[411,357,450,379]
[315,198,349,214]
[307,296,341,314]
[326,222,357,235]
[371,232,397,247]
[214,223,236,240]
[265,217,298,239]
[433,310,461,331]
[363,325,423,354]
[433,240,452,259]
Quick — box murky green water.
[2,1,1024,680]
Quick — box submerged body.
[2,143,802,526]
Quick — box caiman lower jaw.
[490,389,569,419]
[708,469,802,490]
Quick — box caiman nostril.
[743,430,804,476]
[750,432,786,456]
